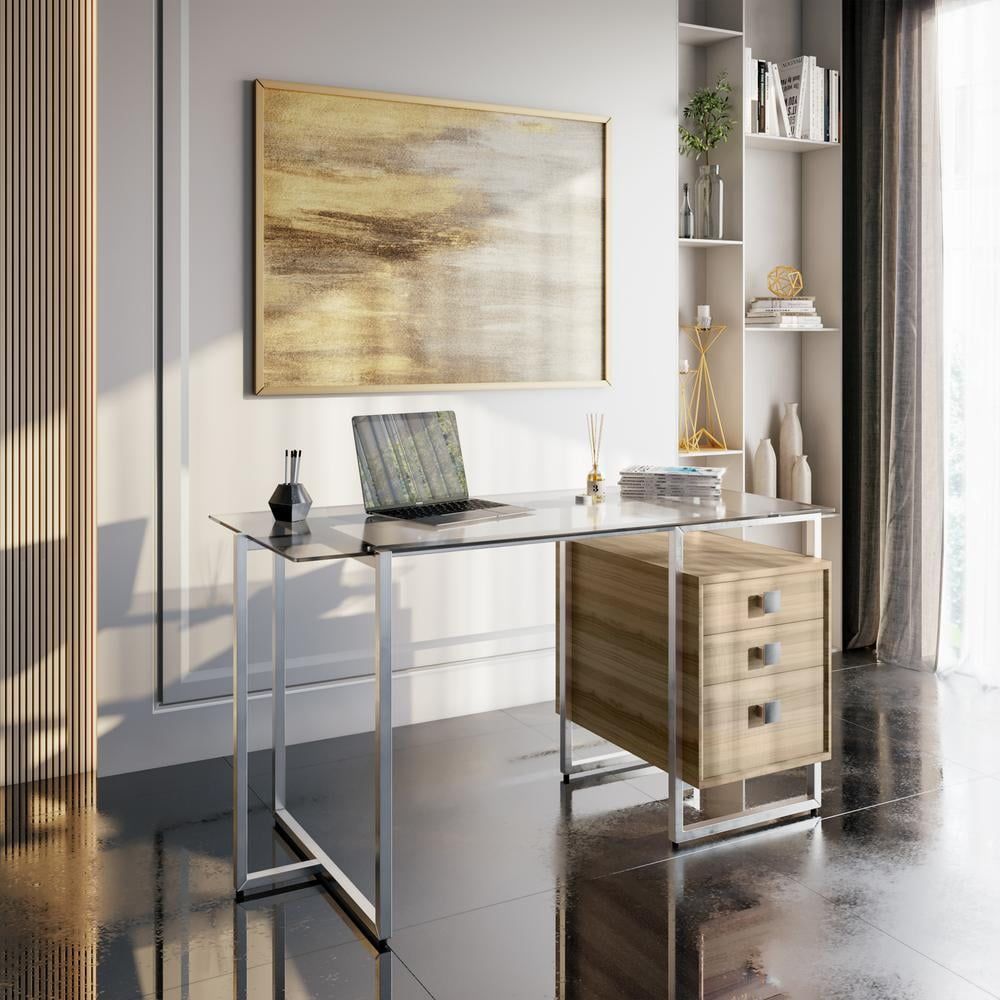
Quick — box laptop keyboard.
[377,498,504,520]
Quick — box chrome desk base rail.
[231,537,392,946]
[558,513,825,846]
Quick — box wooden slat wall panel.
[1,0,96,787]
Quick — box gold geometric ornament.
[766,265,804,299]
[679,324,728,452]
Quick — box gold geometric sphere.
[767,265,804,299]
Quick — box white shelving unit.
[676,0,843,645]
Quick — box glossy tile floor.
[3,654,1000,998]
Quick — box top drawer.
[702,570,825,635]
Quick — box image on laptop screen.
[353,411,469,512]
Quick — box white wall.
[98,0,679,776]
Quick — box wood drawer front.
[702,570,824,635]
[701,666,825,782]
[702,618,826,685]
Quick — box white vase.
[753,438,777,497]
[791,454,812,503]
[779,402,803,499]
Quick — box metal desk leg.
[557,541,571,778]
[667,528,686,845]
[273,555,286,812]
[803,513,823,812]
[373,550,394,941]
[233,533,251,892]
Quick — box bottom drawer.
[701,666,826,783]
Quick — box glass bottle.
[695,163,724,240]
[679,182,694,239]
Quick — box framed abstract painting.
[254,79,609,395]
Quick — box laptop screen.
[353,411,470,512]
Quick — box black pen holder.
[269,482,312,523]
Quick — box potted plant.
[679,74,736,239]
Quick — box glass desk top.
[210,490,833,562]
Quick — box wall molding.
[100,646,555,776]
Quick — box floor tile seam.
[818,770,997,823]
[390,948,441,1000]
[831,660,877,673]
[831,715,994,775]
[771,870,1000,1000]
[392,882,558,935]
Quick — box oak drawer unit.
[562,531,831,789]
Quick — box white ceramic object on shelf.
[779,402,803,499]
[791,454,812,503]
[753,438,777,497]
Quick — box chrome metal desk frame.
[215,491,830,946]
[557,514,824,846]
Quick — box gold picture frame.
[254,79,610,395]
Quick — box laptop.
[352,411,531,527]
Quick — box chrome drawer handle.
[748,700,782,727]
[751,590,782,615]
[750,641,782,668]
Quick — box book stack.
[746,50,839,143]
[746,296,824,330]
[619,465,725,501]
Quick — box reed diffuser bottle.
[586,413,606,503]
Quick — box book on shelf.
[746,316,824,328]
[770,62,791,137]
[750,295,816,308]
[778,57,808,138]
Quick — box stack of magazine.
[746,295,824,329]
[619,465,725,501]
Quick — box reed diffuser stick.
[585,413,606,503]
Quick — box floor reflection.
[3,660,998,999]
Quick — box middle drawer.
[701,618,826,685]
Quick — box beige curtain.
[843,0,944,668]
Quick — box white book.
[745,48,755,131]
[801,56,814,139]
[813,60,825,141]
[765,63,779,135]
[778,57,807,138]
[831,69,839,142]
[770,62,791,137]
[797,58,811,139]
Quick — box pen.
[284,449,290,484]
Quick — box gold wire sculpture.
[766,265,804,299]
[679,324,728,452]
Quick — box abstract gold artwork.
[255,80,610,395]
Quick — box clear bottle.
[695,164,724,240]
[679,182,694,239]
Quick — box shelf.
[678,449,743,458]
[678,22,742,46]
[746,326,840,334]
[679,238,742,248]
[747,134,841,153]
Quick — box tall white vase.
[753,438,777,497]
[791,454,812,503]
[779,402,803,499]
